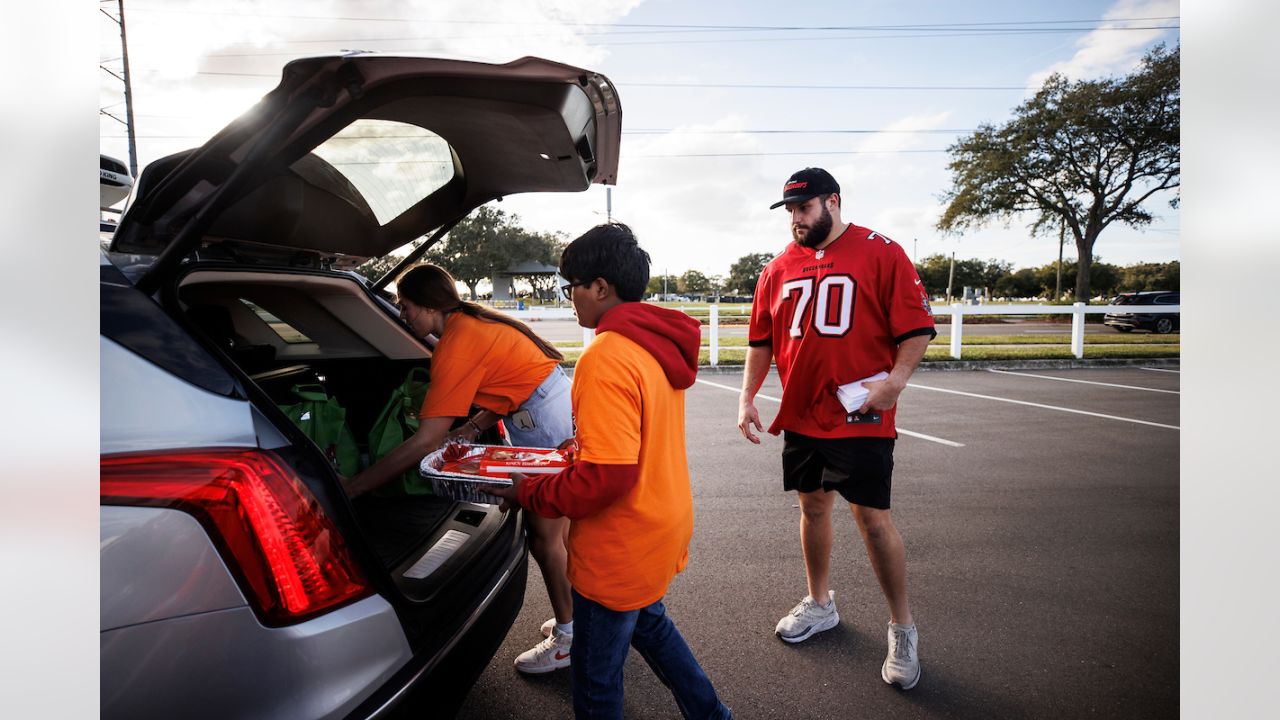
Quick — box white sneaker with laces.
[514,626,572,674]
[881,622,921,690]
[775,591,839,643]
[540,618,556,638]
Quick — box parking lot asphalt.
[455,366,1179,719]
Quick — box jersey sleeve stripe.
[894,327,938,344]
[748,338,773,348]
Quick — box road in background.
[525,318,1131,343]
[457,366,1179,719]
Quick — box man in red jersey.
[737,167,935,690]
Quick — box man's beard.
[793,204,833,248]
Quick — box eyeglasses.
[560,280,589,300]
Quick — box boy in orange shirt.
[488,223,731,719]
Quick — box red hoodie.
[517,302,700,521]
[597,302,701,389]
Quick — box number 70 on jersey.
[781,275,856,338]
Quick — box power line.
[125,69,1041,92]
[120,6,1176,31]
[627,149,952,158]
[625,82,1028,91]
[179,25,1177,58]
[103,128,977,138]
[626,129,972,135]
[586,26,1178,47]
[97,131,955,157]
[145,18,1182,47]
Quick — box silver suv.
[101,54,620,719]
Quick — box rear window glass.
[240,299,311,344]
[308,119,455,225]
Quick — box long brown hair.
[396,264,564,361]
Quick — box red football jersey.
[749,223,936,438]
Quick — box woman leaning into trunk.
[344,263,576,675]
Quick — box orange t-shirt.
[419,312,558,418]
[566,331,693,611]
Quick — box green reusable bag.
[367,367,432,494]
[278,384,361,476]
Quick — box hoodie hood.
[596,302,700,389]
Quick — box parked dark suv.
[1104,291,1180,334]
[101,54,620,719]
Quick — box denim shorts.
[503,365,574,449]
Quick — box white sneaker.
[540,618,556,638]
[881,622,921,690]
[514,626,572,674]
[775,591,839,643]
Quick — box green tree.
[1117,260,1179,291]
[646,273,681,297]
[913,254,1000,298]
[937,45,1179,302]
[351,239,423,284]
[424,206,511,299]
[679,270,710,295]
[508,230,567,302]
[726,252,774,297]
[993,267,1042,299]
[1029,259,1121,300]
[914,254,952,297]
[421,205,557,300]
[708,275,726,300]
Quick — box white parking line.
[694,378,965,447]
[695,378,779,403]
[1139,367,1180,374]
[906,383,1180,430]
[986,368,1179,395]
[890,428,966,448]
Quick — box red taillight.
[101,448,370,625]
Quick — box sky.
[98,0,1181,278]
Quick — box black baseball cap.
[769,167,840,209]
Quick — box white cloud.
[98,1,1178,275]
[505,116,782,275]
[100,0,645,168]
[855,111,953,155]
[1027,0,1178,86]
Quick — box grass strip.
[553,333,1178,350]
[555,344,1178,367]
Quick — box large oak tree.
[937,45,1179,301]
[726,252,775,297]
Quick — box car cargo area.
[174,268,521,607]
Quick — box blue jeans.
[571,590,731,720]
[503,365,574,449]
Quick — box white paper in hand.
[836,371,890,413]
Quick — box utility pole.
[606,187,612,222]
[1055,221,1066,301]
[946,251,956,303]
[106,0,140,178]
[913,237,917,263]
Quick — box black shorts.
[781,431,895,509]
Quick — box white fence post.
[582,326,595,349]
[950,303,964,359]
[709,304,719,366]
[1071,302,1086,358]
